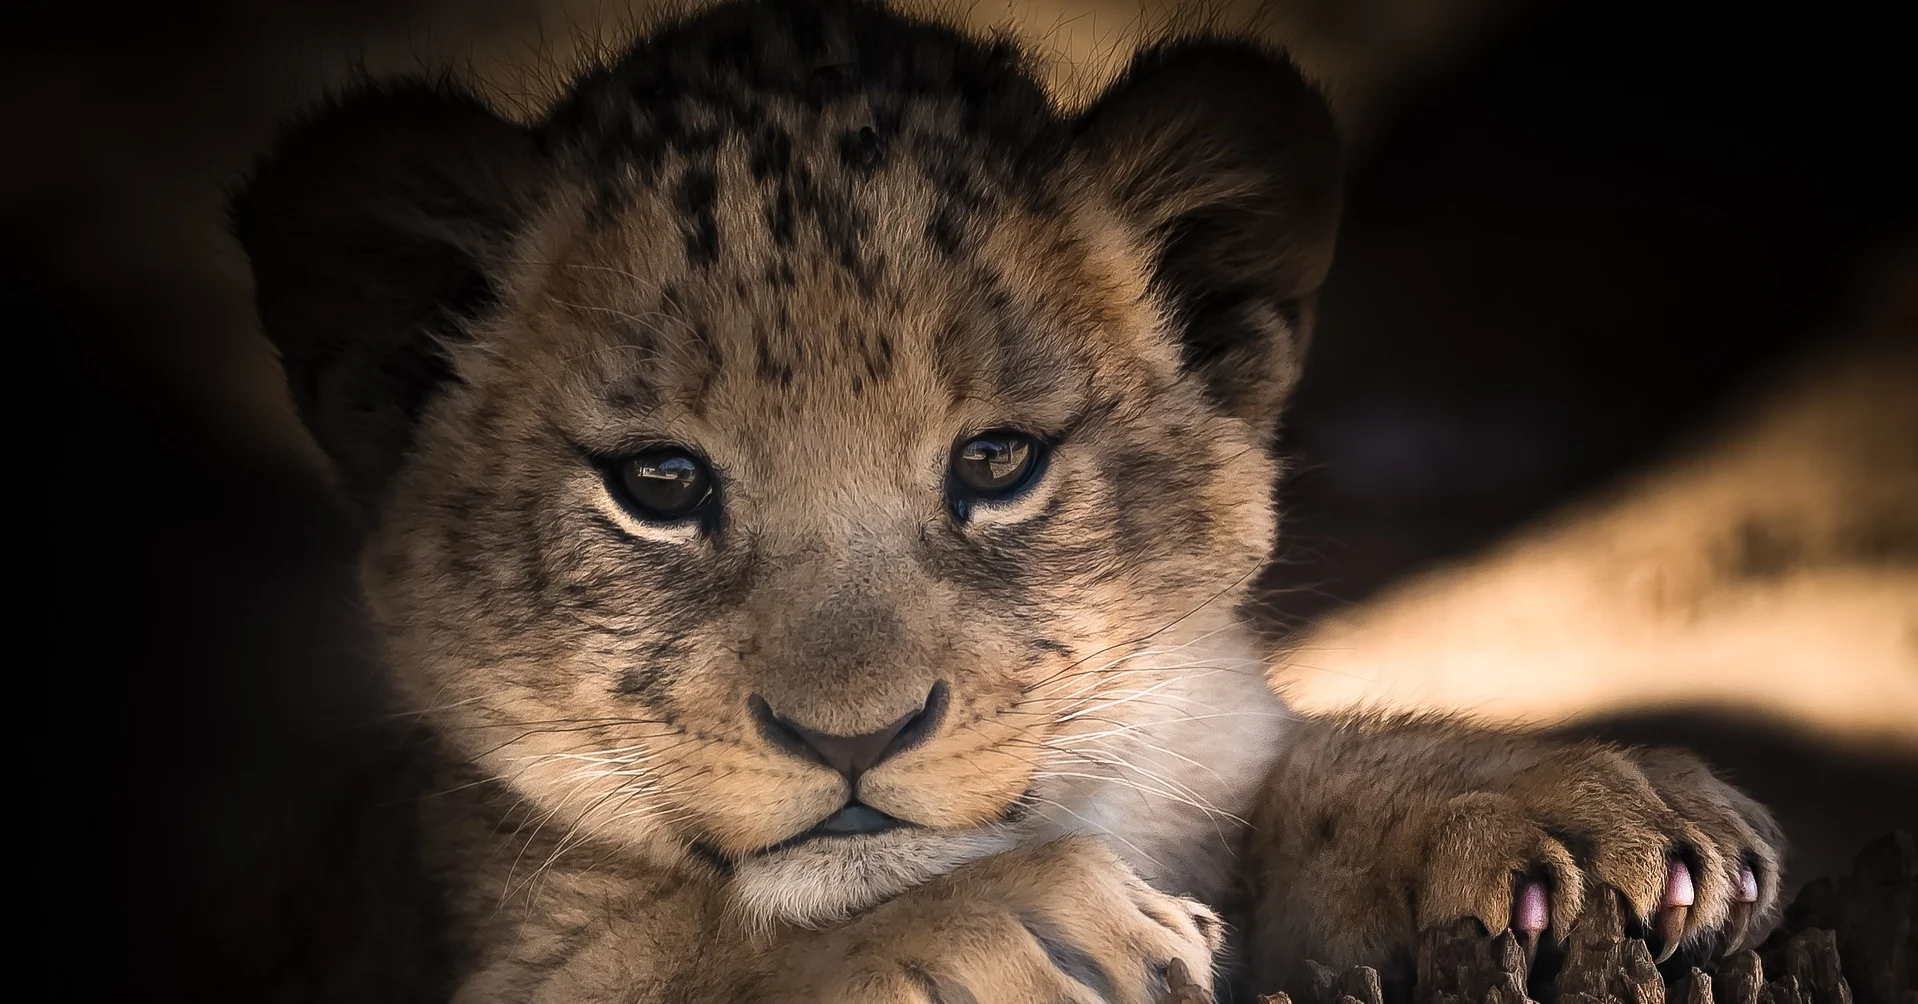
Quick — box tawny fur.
[1242,716,1785,994]
[232,1,1783,1000]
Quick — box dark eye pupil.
[617,450,711,520]
[953,434,1036,496]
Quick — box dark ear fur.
[1073,40,1340,435]
[231,81,544,514]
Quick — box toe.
[1421,792,1585,939]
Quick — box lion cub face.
[235,0,1338,924]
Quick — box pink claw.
[1663,860,1696,908]
[1516,880,1550,934]
[1652,861,1696,963]
[1724,862,1760,956]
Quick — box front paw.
[1415,743,1783,964]
[781,837,1222,1003]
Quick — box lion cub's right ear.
[231,82,546,515]
[1071,41,1340,443]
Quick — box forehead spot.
[674,165,720,267]
[837,124,885,172]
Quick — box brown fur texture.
[232,1,1781,999]
[1242,715,1785,996]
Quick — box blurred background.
[7,0,1913,999]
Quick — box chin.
[728,824,1017,930]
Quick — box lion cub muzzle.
[748,681,951,844]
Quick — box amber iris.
[951,432,1040,497]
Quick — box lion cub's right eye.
[613,448,713,523]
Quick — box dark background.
[9,0,1914,999]
[1271,0,1915,620]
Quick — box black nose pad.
[749,681,949,782]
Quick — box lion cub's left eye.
[613,448,713,522]
[950,431,1042,499]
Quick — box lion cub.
[234,0,1781,999]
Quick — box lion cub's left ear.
[1073,40,1340,437]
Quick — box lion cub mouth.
[728,804,1020,925]
[758,802,911,856]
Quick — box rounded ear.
[230,81,546,514]
[1072,40,1341,437]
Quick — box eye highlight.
[949,431,1044,503]
[612,447,713,523]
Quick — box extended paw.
[1417,744,1782,964]
[787,837,1221,1004]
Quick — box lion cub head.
[235,0,1338,925]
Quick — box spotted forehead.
[519,201,1135,468]
[487,2,1183,460]
[515,130,1160,428]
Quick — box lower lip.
[817,804,903,835]
[760,804,909,855]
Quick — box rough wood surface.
[1163,957,1211,1004]
[1758,832,1914,1004]
[1416,922,1530,1004]
[1226,831,1913,1004]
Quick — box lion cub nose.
[749,682,948,782]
